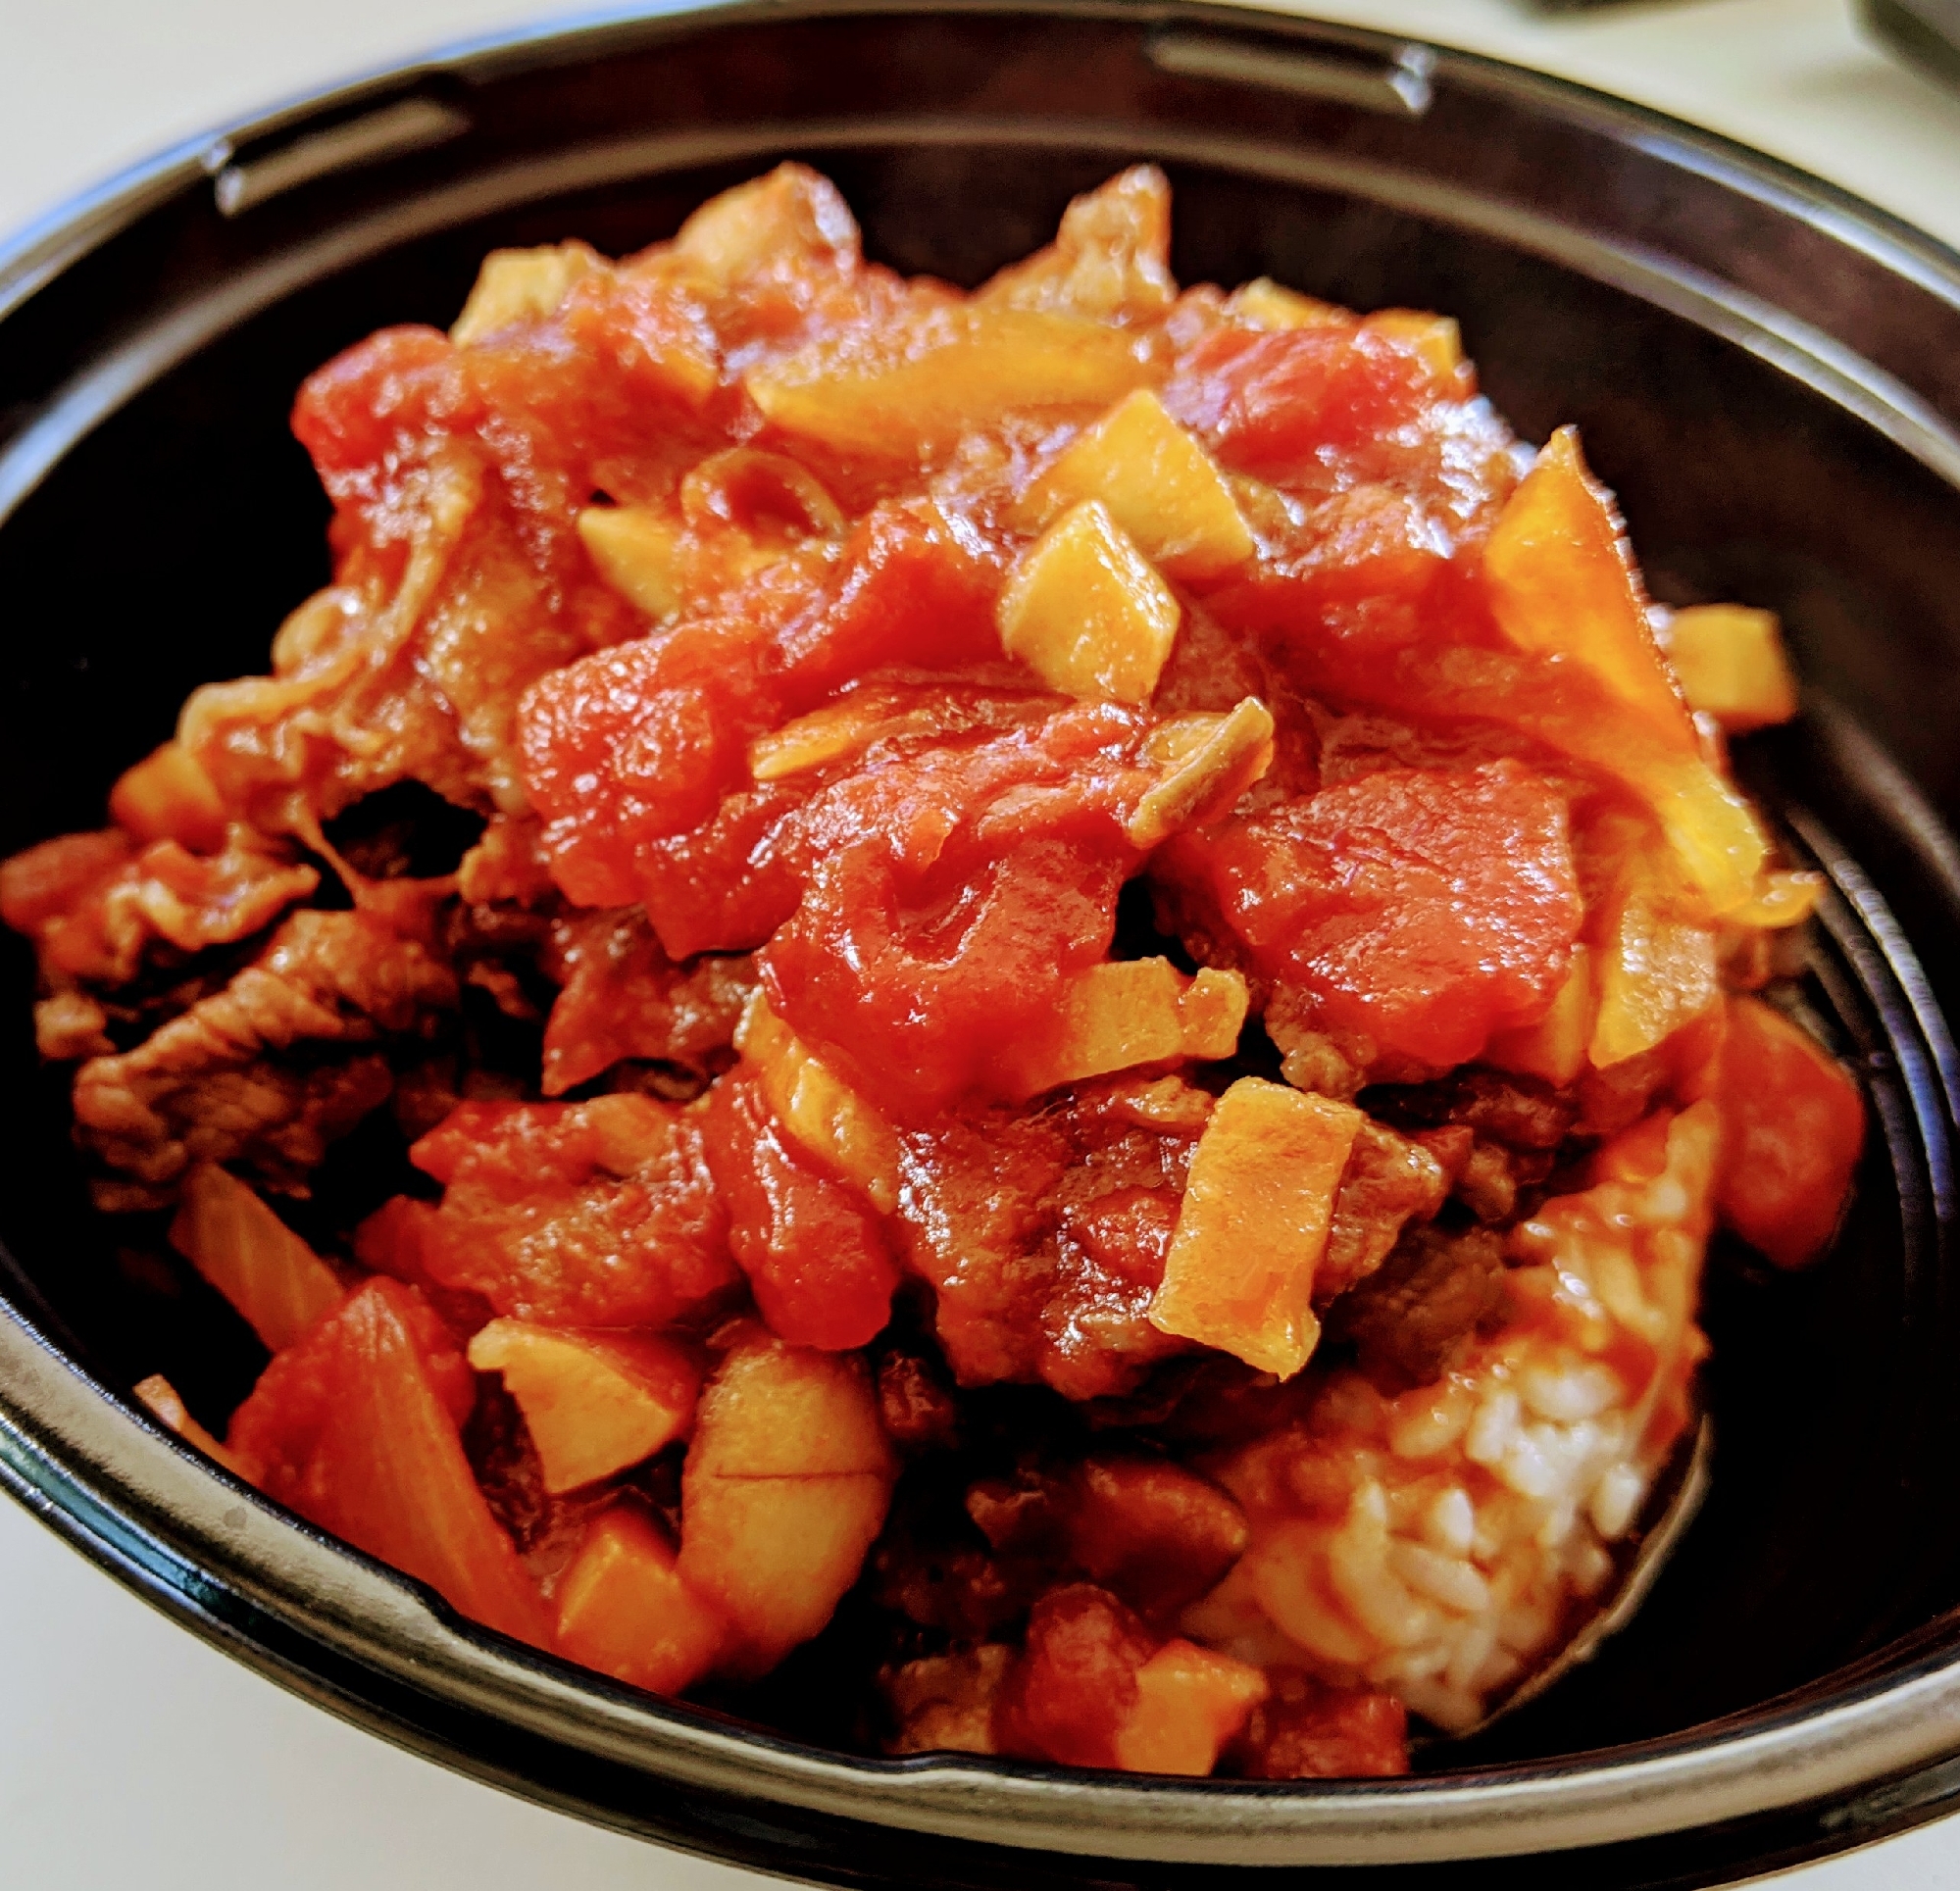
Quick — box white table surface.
[4,1,1960,1885]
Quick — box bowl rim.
[5,0,1960,1870]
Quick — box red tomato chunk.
[703,1073,899,1349]
[1164,759,1582,1068]
[409,1097,735,1327]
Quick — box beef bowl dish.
[3,5,1960,1886]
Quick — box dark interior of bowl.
[4,0,1960,1818]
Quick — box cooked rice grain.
[1186,1104,1716,1732]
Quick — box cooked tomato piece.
[292,326,472,495]
[350,1195,495,1338]
[295,289,724,589]
[1163,323,1449,478]
[520,619,776,908]
[1233,1670,1410,1778]
[776,498,1004,692]
[763,835,1126,1118]
[895,1078,1208,1398]
[1160,759,1582,1069]
[226,1276,549,1647]
[229,1272,473,1467]
[1206,482,1453,620]
[630,781,813,959]
[753,700,1172,1116]
[701,1072,900,1349]
[408,1096,736,1325]
[1712,995,1865,1269]
[994,1583,1158,1768]
[518,502,1006,927]
[556,267,721,411]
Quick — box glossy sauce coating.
[3,165,1863,1777]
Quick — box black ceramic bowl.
[5,5,1960,1885]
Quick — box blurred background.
[2,1,1959,1887]
[6,0,1960,245]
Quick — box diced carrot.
[450,242,596,344]
[1224,277,1351,331]
[991,958,1248,1099]
[1592,908,1719,1070]
[734,991,901,1211]
[1110,1639,1268,1774]
[678,1328,896,1671]
[1015,388,1254,580]
[1584,811,1721,1070]
[1483,429,1767,913]
[466,1320,700,1494]
[1712,995,1865,1268]
[577,504,682,621]
[977,167,1176,324]
[1725,869,1823,932]
[1361,310,1470,390]
[169,1164,345,1352]
[668,162,858,288]
[681,1469,892,1675]
[747,302,1153,462]
[684,1325,894,1479]
[554,1506,727,1694]
[1665,603,1799,732]
[1485,942,1597,1087]
[997,500,1182,705]
[1149,1077,1363,1378]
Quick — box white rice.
[1182,1102,1719,1733]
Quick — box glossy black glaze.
[3,5,1960,1884]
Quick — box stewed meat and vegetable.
[1,165,1864,1776]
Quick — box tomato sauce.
[2,162,1864,1777]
